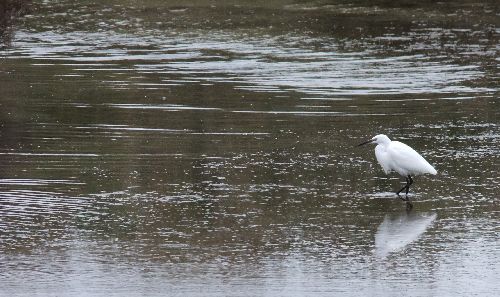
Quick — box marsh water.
[0,0,499,296]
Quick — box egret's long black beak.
[357,139,373,147]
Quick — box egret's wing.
[375,145,393,174]
[388,141,437,175]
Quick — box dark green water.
[0,1,498,296]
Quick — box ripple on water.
[3,30,493,97]
[0,184,88,250]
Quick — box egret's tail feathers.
[428,166,437,175]
[420,158,437,175]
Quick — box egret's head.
[357,134,391,146]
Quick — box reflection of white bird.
[374,212,437,258]
[358,134,437,201]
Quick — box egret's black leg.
[405,175,413,196]
[396,179,406,195]
[396,176,411,201]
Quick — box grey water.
[0,0,498,296]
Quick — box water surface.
[0,0,499,296]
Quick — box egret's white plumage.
[372,134,437,176]
[358,134,437,202]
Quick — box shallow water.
[0,0,499,296]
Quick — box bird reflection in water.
[374,211,437,258]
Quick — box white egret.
[358,134,437,202]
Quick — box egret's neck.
[375,143,389,152]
